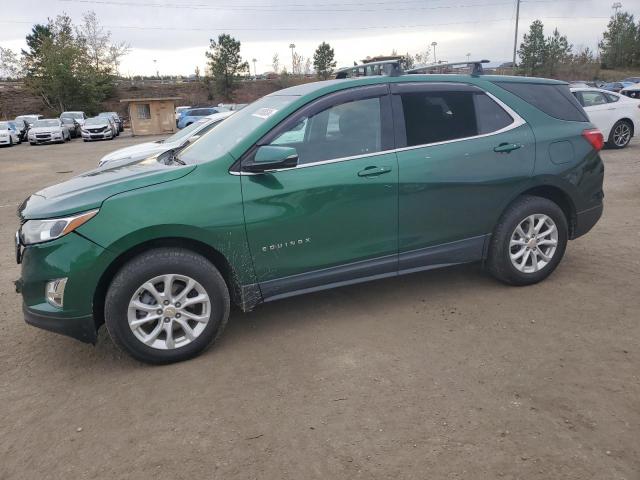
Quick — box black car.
[60,116,81,138]
[12,118,30,142]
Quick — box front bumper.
[17,231,116,343]
[82,131,112,140]
[23,304,96,343]
[0,137,11,144]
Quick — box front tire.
[105,248,230,364]
[487,195,568,286]
[608,120,632,149]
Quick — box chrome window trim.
[231,90,526,176]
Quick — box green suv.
[15,70,604,364]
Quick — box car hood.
[19,158,196,220]
[29,126,62,133]
[99,141,178,165]
[84,123,110,129]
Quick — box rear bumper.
[572,203,603,239]
[23,304,96,343]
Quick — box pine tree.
[313,42,336,80]
[518,20,547,76]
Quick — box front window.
[84,118,108,126]
[178,95,298,164]
[33,119,60,128]
[268,96,383,164]
[137,104,151,120]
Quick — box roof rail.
[406,59,490,76]
[335,59,403,79]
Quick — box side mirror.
[243,145,298,173]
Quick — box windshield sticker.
[252,108,278,119]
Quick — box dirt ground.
[0,133,638,480]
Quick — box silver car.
[81,117,115,142]
[98,111,234,167]
[27,119,71,145]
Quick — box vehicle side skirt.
[242,234,490,307]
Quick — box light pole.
[252,58,257,79]
[512,0,520,67]
[466,52,471,62]
[289,43,296,73]
[153,59,158,78]
[431,42,438,64]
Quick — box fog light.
[46,278,67,308]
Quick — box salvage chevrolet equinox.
[15,64,605,364]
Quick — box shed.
[120,97,181,136]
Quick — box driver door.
[240,85,399,300]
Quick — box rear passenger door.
[392,82,535,269]
[574,90,616,137]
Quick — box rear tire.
[105,248,230,364]
[608,119,632,149]
[487,195,568,286]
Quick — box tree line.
[517,10,640,77]
[1,12,128,114]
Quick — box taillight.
[582,128,604,152]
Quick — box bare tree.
[272,52,279,74]
[0,47,21,79]
[292,52,304,75]
[76,10,129,73]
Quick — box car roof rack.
[406,59,490,76]
[335,59,403,79]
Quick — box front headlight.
[20,209,99,245]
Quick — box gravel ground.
[0,134,638,480]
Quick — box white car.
[81,117,115,142]
[28,119,71,145]
[98,110,234,168]
[60,111,87,127]
[571,87,640,149]
[0,121,21,147]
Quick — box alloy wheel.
[509,214,558,274]
[127,274,211,350]
[613,123,631,147]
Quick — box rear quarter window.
[496,82,588,122]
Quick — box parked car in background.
[60,116,81,138]
[99,112,123,133]
[12,118,30,141]
[620,83,640,99]
[60,111,86,128]
[81,116,115,141]
[572,87,639,149]
[622,77,640,84]
[98,111,234,168]
[16,114,43,127]
[175,106,191,125]
[217,103,248,111]
[177,107,226,128]
[0,121,21,147]
[14,70,605,364]
[601,81,635,93]
[27,118,71,145]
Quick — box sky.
[1,0,639,76]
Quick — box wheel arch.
[92,237,245,330]
[616,117,635,135]
[512,185,577,237]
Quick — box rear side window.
[605,93,619,103]
[398,91,513,146]
[577,91,608,107]
[497,82,588,122]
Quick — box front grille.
[88,127,105,133]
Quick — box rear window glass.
[398,91,513,147]
[496,82,588,122]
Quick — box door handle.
[357,166,392,177]
[494,143,522,153]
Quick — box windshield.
[0,122,9,129]
[34,119,60,127]
[178,95,298,164]
[161,119,209,144]
[62,112,83,119]
[98,112,116,118]
[85,117,108,125]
